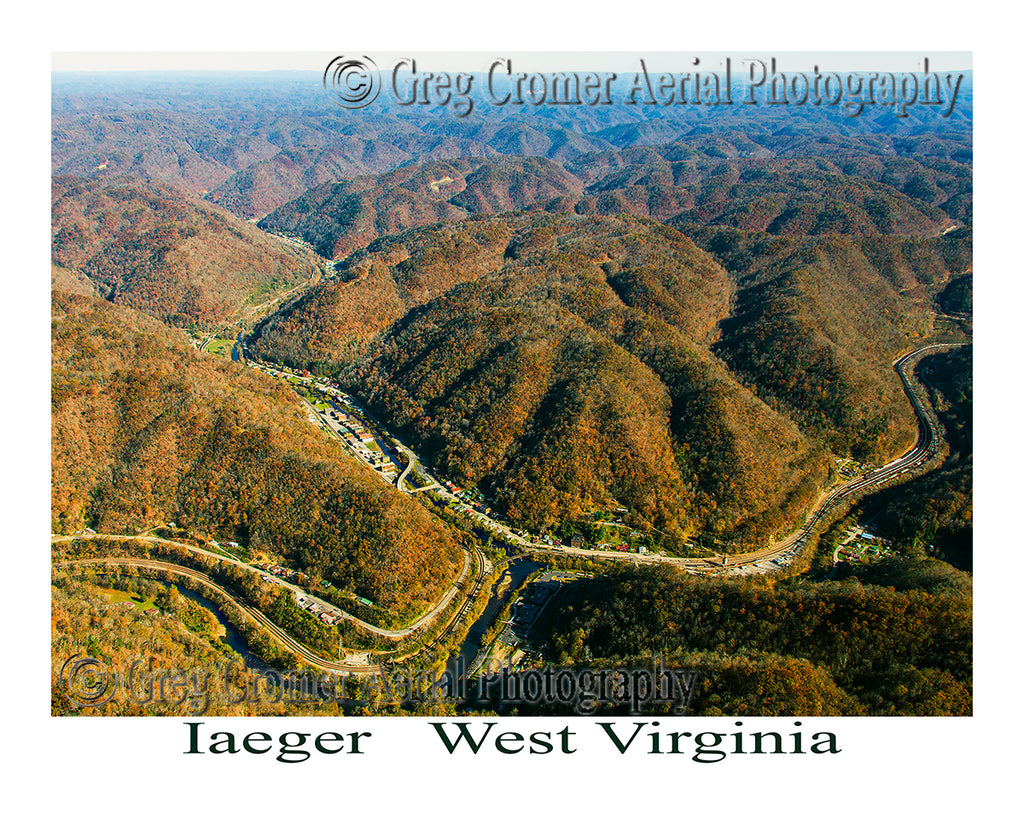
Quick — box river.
[175,586,272,672]
[446,556,546,679]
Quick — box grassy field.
[94,585,160,612]
[206,338,235,358]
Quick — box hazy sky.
[52,51,972,74]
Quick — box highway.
[392,341,965,574]
[53,342,964,677]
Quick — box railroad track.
[56,557,377,673]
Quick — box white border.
[16,2,1019,815]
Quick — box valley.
[51,68,973,717]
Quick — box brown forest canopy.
[257,136,970,260]
[51,176,320,328]
[51,291,462,616]
[546,564,971,716]
[250,210,968,543]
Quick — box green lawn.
[95,585,159,612]
[206,338,235,358]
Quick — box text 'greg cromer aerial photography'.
[51,53,972,719]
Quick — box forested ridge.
[250,207,968,542]
[546,564,971,715]
[256,132,971,260]
[51,175,319,328]
[258,156,583,258]
[51,291,462,616]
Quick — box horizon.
[51,52,973,74]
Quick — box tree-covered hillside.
[52,292,462,616]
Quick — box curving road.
[53,342,964,674]
[56,557,377,673]
[695,341,966,568]
[58,548,490,674]
[51,530,475,640]
[496,342,966,571]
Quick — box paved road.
[51,530,474,640]
[57,557,377,673]
[393,443,439,493]
[443,342,966,573]
[54,342,964,677]
[57,545,489,674]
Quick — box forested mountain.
[255,132,968,260]
[683,227,970,456]
[248,204,970,540]
[565,132,971,225]
[545,564,971,715]
[51,176,320,327]
[257,156,582,258]
[51,291,462,615]
[246,215,798,540]
[938,266,972,314]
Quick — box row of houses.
[259,563,310,584]
[325,407,400,477]
[249,358,399,482]
[294,592,344,625]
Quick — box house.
[570,533,585,548]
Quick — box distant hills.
[51,74,973,547]
[256,134,969,260]
[52,73,971,221]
